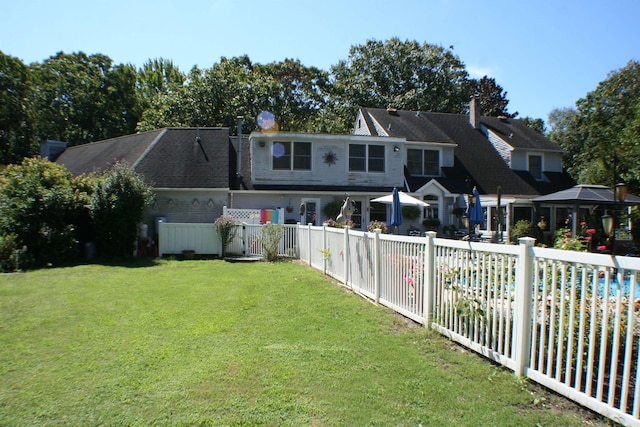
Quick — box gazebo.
[532,184,640,241]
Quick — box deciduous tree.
[0,51,34,163]
[329,38,475,130]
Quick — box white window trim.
[407,147,441,177]
[348,143,386,173]
[528,153,544,181]
[271,141,312,172]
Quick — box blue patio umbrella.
[390,187,403,228]
[468,187,484,226]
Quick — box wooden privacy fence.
[297,224,640,427]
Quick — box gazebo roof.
[532,185,640,205]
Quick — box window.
[528,154,542,180]
[369,202,386,223]
[423,195,439,220]
[349,144,385,172]
[272,141,311,170]
[407,149,440,176]
[293,142,311,170]
[350,201,363,229]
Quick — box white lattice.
[223,206,284,224]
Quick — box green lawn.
[0,260,607,426]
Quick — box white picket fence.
[297,224,640,427]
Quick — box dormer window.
[407,148,440,176]
[528,154,543,180]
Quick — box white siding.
[486,128,513,167]
[250,133,405,189]
[143,189,228,236]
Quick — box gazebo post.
[571,202,579,237]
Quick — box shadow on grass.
[67,256,163,269]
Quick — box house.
[353,99,576,237]
[50,127,232,240]
[230,131,407,228]
[47,97,576,240]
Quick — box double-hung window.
[272,141,311,170]
[407,148,440,176]
[528,154,542,180]
[349,144,385,172]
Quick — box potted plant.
[401,205,421,221]
[422,218,440,231]
[367,220,388,234]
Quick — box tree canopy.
[549,61,640,195]
[1,39,525,160]
[3,41,640,202]
[330,38,474,117]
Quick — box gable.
[361,107,574,197]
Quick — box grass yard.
[0,260,608,426]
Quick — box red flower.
[580,221,587,226]
[586,228,596,234]
[585,236,592,241]
[597,245,607,251]
[565,232,572,237]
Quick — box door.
[300,198,319,225]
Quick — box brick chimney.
[469,95,480,129]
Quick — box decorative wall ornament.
[323,150,338,166]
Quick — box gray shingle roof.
[56,128,231,189]
[360,107,575,196]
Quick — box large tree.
[551,61,640,194]
[137,56,330,134]
[0,51,34,163]
[329,38,475,128]
[137,58,185,103]
[28,52,141,146]
[474,76,515,117]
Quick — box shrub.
[402,205,421,221]
[214,215,237,257]
[422,218,440,230]
[260,223,284,262]
[0,233,19,272]
[323,219,355,228]
[553,227,586,251]
[367,220,388,233]
[0,158,90,269]
[90,162,154,258]
[509,219,535,243]
[322,200,343,220]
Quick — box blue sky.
[2,0,639,122]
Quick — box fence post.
[514,237,535,377]
[241,223,248,255]
[307,224,312,266]
[322,225,327,275]
[374,229,381,304]
[343,226,350,288]
[424,231,437,327]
